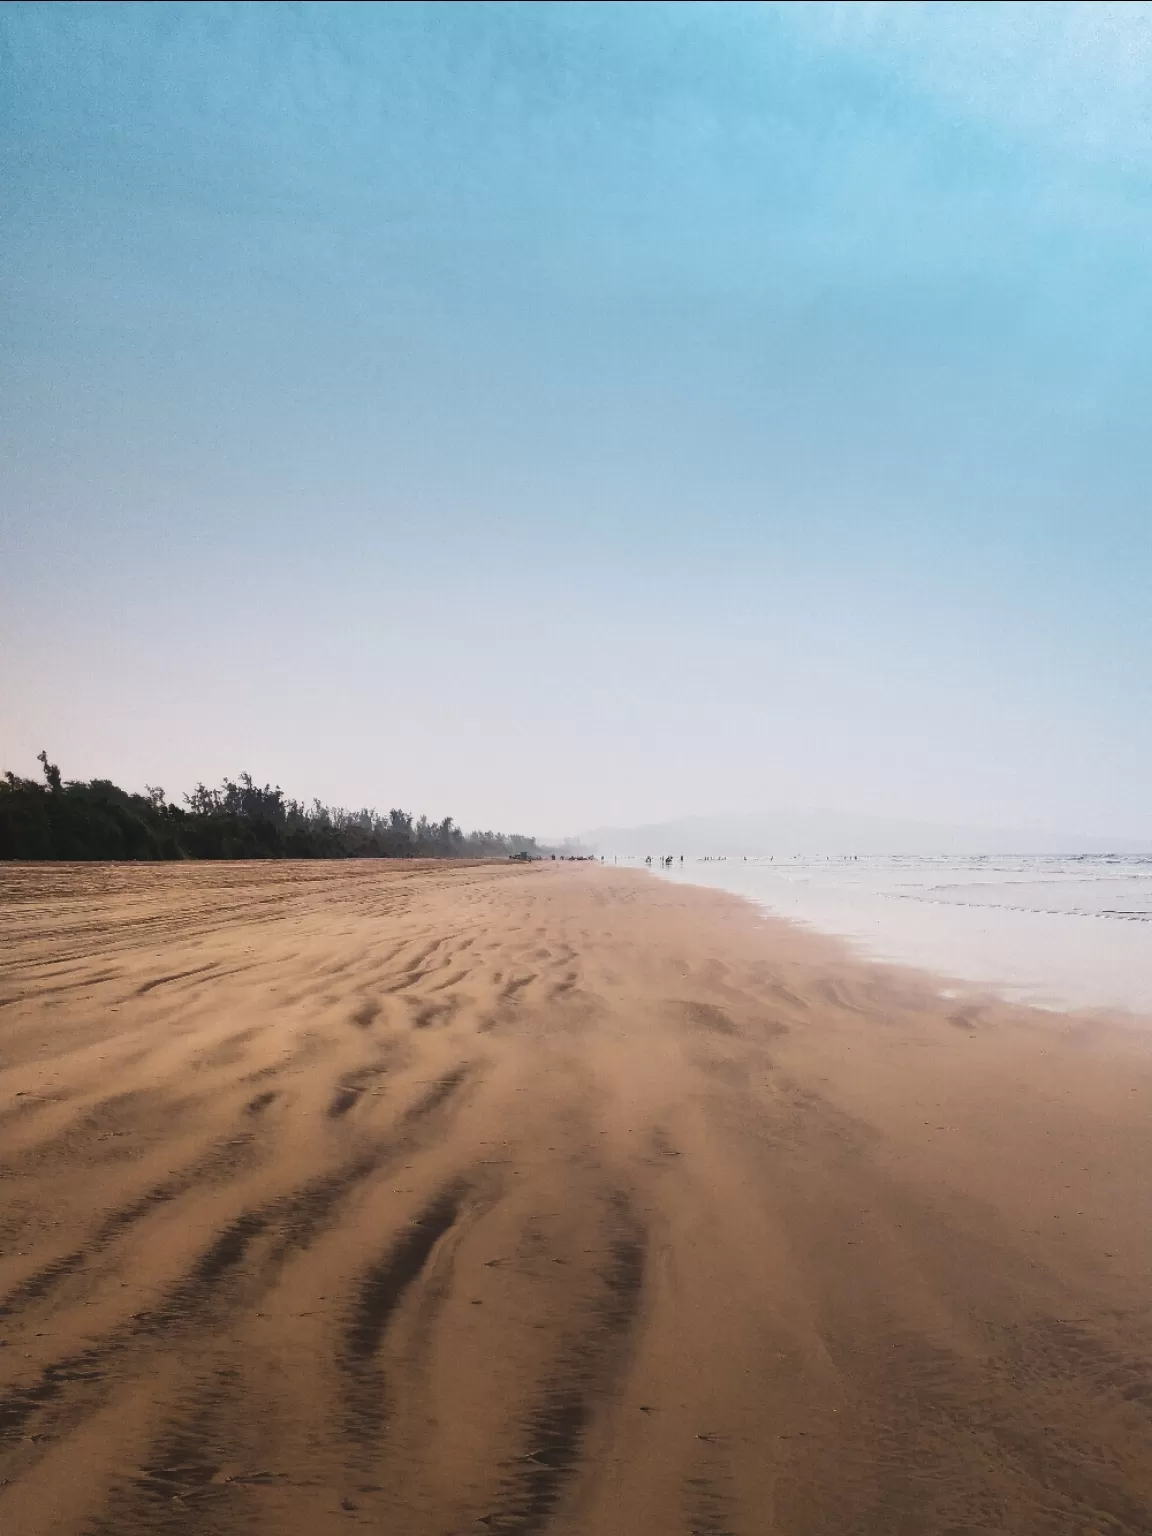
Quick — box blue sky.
[3,1,1151,836]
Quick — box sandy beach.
[2,859,1151,1536]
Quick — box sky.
[2,1,1151,839]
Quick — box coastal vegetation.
[0,753,543,862]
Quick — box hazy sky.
[3,1,1151,837]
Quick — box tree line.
[0,754,545,862]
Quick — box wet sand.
[2,859,1152,1535]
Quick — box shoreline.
[644,853,1152,1021]
[2,860,1151,1533]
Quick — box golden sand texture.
[2,859,1152,1534]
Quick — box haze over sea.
[646,853,1152,1017]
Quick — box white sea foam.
[637,853,1152,1018]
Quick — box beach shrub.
[0,758,544,862]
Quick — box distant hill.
[579,812,1152,858]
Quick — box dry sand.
[2,860,1152,1535]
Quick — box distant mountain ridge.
[579,812,1152,858]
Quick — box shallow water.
[641,853,1152,1017]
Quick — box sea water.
[643,853,1152,1018]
